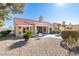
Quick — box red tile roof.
[14,17,53,25]
[14,17,38,25]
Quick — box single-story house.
[14,16,54,37]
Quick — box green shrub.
[61,30,79,40]
[22,30,33,41]
[7,30,11,34]
[22,33,29,41]
[0,30,11,36]
[52,30,61,34]
[25,30,33,37]
[61,30,79,48]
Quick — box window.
[30,27,32,30]
[23,27,26,33]
[19,26,21,29]
[50,28,52,34]
[44,28,46,32]
[27,27,29,30]
[19,32,21,33]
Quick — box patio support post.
[35,25,37,34]
[46,27,48,34]
[48,28,50,34]
[21,26,24,36]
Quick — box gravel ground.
[0,36,70,56]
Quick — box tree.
[62,21,66,27]
[57,23,61,32]
[0,3,24,27]
[0,20,3,27]
[54,23,61,34]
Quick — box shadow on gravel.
[0,34,22,41]
[60,40,79,55]
[8,40,28,50]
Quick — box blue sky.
[4,3,79,29]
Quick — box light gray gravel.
[0,37,73,56]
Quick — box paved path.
[0,37,69,56]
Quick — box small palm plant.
[37,33,42,40]
[22,30,33,41]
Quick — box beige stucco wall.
[15,24,34,37]
[14,21,54,37]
